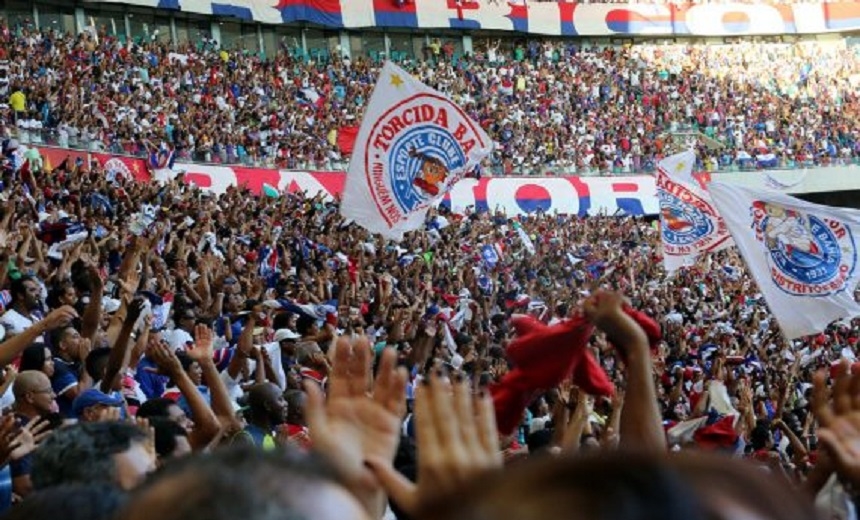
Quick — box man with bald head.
[11,370,58,497]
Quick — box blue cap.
[72,389,124,417]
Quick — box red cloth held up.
[491,308,661,435]
[693,415,738,450]
[491,315,610,435]
[622,306,661,353]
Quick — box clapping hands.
[813,364,860,488]
[366,372,502,516]
[304,335,407,518]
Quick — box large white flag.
[656,150,732,273]
[709,182,860,339]
[341,62,493,240]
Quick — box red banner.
[337,126,359,155]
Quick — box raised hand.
[582,290,628,329]
[117,270,141,300]
[187,324,214,362]
[366,372,502,516]
[304,336,408,519]
[582,290,647,356]
[812,365,860,488]
[9,416,52,460]
[126,298,146,324]
[147,338,183,377]
[0,415,52,464]
[41,305,79,331]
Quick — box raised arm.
[188,324,243,435]
[584,291,666,452]
[148,337,221,451]
[0,306,77,366]
[99,299,144,393]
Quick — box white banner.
[710,182,860,339]
[341,61,492,240]
[657,151,732,273]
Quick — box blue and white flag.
[341,61,493,240]
[710,182,860,339]
[258,245,280,280]
[514,222,536,256]
[756,152,779,168]
[481,244,500,269]
[656,150,732,273]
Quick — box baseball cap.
[273,329,300,342]
[72,388,124,418]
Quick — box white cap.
[273,329,300,342]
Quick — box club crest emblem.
[364,87,483,226]
[751,201,857,296]
[657,171,728,256]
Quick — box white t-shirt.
[0,309,36,338]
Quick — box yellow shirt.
[9,91,25,113]
[219,50,229,63]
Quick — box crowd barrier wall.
[33,145,860,217]
[89,0,860,36]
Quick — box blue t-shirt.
[135,357,169,401]
[9,414,33,485]
[51,357,79,418]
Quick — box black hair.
[117,446,343,520]
[136,398,177,420]
[271,311,293,331]
[49,325,76,351]
[175,351,197,373]
[750,421,773,451]
[31,422,149,490]
[2,483,128,520]
[295,314,316,336]
[9,274,35,305]
[150,417,188,459]
[85,347,112,381]
[526,429,555,455]
[19,343,50,372]
[46,280,75,310]
[283,390,306,425]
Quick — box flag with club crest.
[341,61,493,240]
[656,150,732,273]
[709,182,860,339]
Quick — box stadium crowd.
[0,22,858,175]
[0,138,853,519]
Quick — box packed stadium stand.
[0,1,857,176]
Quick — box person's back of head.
[31,421,151,491]
[295,315,316,337]
[84,346,111,381]
[115,446,370,520]
[19,343,49,372]
[1,483,127,520]
[416,451,814,520]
